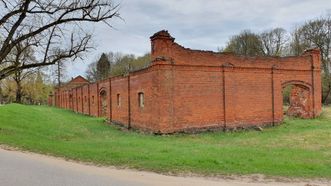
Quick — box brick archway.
[99,88,107,117]
[281,81,313,118]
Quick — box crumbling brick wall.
[50,30,322,133]
[286,85,312,118]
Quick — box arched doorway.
[282,81,313,118]
[99,89,108,117]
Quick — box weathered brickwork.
[49,30,322,133]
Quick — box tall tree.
[96,53,111,80]
[130,53,151,71]
[291,16,331,104]
[0,77,16,103]
[290,28,310,56]
[292,17,331,74]
[260,28,288,56]
[53,61,66,87]
[13,68,35,103]
[224,30,263,56]
[85,52,119,82]
[110,54,135,76]
[0,0,120,81]
[9,43,37,103]
[1,38,37,103]
[85,61,98,82]
[1,70,52,104]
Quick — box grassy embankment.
[0,104,331,178]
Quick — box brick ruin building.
[49,30,322,133]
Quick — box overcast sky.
[65,0,331,79]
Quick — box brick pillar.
[303,48,322,117]
[222,63,235,128]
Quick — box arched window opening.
[138,92,144,108]
[117,94,121,107]
[99,90,107,117]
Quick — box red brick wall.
[98,80,110,118]
[52,30,322,133]
[77,87,83,113]
[149,30,321,132]
[111,76,130,127]
[129,67,160,131]
[89,83,98,117]
[72,88,77,112]
[82,85,89,115]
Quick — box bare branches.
[0,0,8,8]
[260,28,288,56]
[0,0,120,80]
[1,33,91,80]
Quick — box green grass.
[1,103,331,178]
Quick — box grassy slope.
[0,104,331,178]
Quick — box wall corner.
[150,30,175,61]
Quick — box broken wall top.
[150,30,321,71]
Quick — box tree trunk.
[0,84,2,104]
[322,80,331,105]
[15,80,22,103]
[57,61,61,87]
[321,59,331,105]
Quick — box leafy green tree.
[224,28,289,57]
[110,54,135,76]
[96,53,111,80]
[110,53,151,76]
[23,71,52,105]
[85,52,151,79]
[1,70,52,104]
[224,30,263,56]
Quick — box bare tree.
[0,0,119,81]
[5,41,37,103]
[290,27,310,56]
[53,60,66,87]
[291,16,331,104]
[13,68,36,103]
[85,60,97,82]
[260,28,288,56]
[296,17,331,74]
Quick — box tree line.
[85,52,151,82]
